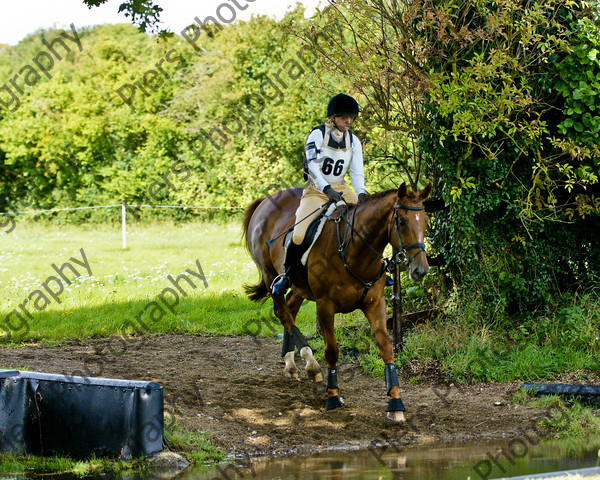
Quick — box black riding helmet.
[327,93,360,117]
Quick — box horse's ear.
[420,183,432,201]
[397,182,407,199]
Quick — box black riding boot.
[271,242,303,295]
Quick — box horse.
[242,182,432,422]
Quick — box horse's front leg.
[363,295,406,423]
[317,301,344,410]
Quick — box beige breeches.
[292,181,358,245]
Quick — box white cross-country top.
[305,124,366,194]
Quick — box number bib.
[317,126,353,185]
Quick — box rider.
[271,93,367,295]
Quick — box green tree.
[166,7,354,208]
[0,7,356,222]
[83,0,163,34]
[0,24,186,220]
[301,0,600,317]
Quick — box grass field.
[0,220,318,345]
[2,220,599,385]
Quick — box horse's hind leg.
[273,295,299,380]
[287,292,322,383]
[301,345,322,383]
[273,292,322,382]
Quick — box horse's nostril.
[409,264,429,282]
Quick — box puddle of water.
[183,438,600,480]
[9,437,600,480]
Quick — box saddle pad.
[300,201,344,266]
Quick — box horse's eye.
[398,217,407,227]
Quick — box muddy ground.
[0,334,561,459]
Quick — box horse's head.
[389,182,432,282]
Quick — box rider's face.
[334,116,355,132]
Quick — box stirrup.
[271,274,290,295]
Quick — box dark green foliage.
[297,0,599,353]
[419,0,600,317]
[82,0,164,34]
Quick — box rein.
[326,197,426,303]
[333,205,388,302]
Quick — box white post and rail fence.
[1,202,244,249]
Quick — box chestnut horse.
[242,183,431,422]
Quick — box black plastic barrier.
[0,369,163,459]
[521,382,600,407]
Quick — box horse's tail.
[244,278,269,302]
[242,197,270,302]
[241,196,265,247]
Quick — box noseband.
[391,201,426,267]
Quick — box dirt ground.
[1,333,557,458]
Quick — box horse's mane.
[361,186,424,206]
[363,188,397,203]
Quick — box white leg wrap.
[300,346,323,382]
[300,347,318,369]
[283,351,299,380]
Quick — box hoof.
[387,410,406,423]
[284,370,300,381]
[307,369,323,383]
[386,398,406,423]
[325,395,345,411]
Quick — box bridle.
[390,199,427,267]
[326,195,427,302]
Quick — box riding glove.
[324,185,344,203]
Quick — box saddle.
[291,201,343,266]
